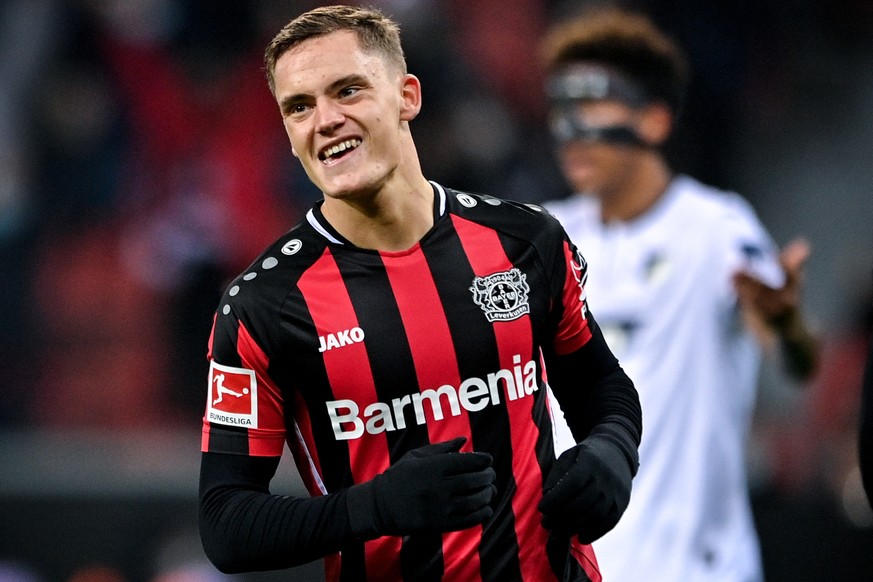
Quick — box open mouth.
[318,139,362,163]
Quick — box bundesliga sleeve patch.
[207,361,258,428]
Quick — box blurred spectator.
[23,1,303,427]
[0,0,62,426]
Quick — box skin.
[555,99,673,223]
[272,30,434,251]
[555,95,817,377]
[734,238,817,378]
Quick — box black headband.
[548,110,647,148]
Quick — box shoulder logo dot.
[457,194,477,208]
[262,257,279,270]
[282,239,302,255]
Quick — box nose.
[314,98,345,134]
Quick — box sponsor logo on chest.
[326,354,538,440]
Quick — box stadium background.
[0,0,871,579]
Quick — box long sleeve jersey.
[199,182,641,581]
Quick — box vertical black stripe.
[277,255,368,581]
[333,251,431,453]
[546,536,592,581]
[333,251,444,581]
[497,231,561,504]
[276,268,353,493]
[494,216,588,582]
[423,223,523,582]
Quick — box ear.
[636,102,674,146]
[399,74,423,122]
[291,146,299,159]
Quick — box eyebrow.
[279,74,369,115]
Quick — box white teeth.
[321,139,361,161]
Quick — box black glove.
[538,434,633,544]
[347,437,497,538]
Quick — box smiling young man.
[197,5,641,582]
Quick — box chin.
[568,178,597,194]
[321,180,374,201]
[562,166,595,191]
[316,172,362,198]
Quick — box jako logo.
[319,326,365,353]
[326,355,537,440]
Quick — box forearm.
[580,371,642,474]
[774,309,820,381]
[547,318,642,472]
[199,452,357,573]
[540,318,641,542]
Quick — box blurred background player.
[539,7,820,582]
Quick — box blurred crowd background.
[1,0,872,580]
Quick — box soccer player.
[198,5,642,581]
[539,8,819,582]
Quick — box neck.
[321,175,435,251]
[599,154,672,223]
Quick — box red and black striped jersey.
[201,182,601,581]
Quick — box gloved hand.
[538,434,633,544]
[348,437,497,538]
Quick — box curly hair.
[540,8,689,112]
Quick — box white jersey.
[545,175,783,582]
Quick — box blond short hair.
[264,4,406,95]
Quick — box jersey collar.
[306,181,447,246]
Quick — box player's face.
[555,100,644,198]
[273,30,417,201]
